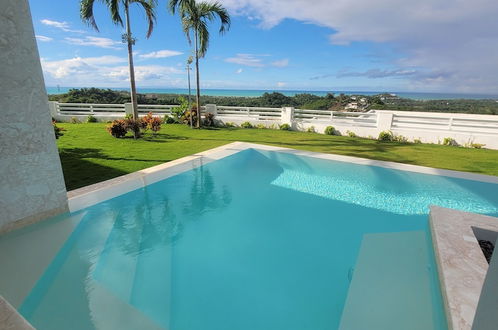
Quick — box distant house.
[345,102,359,110]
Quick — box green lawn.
[57,123,498,190]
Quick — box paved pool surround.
[1,142,497,329]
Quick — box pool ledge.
[430,205,498,330]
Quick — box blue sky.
[29,0,498,93]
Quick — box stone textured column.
[0,0,68,233]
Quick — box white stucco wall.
[0,0,68,233]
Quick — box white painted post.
[205,104,217,115]
[376,112,394,131]
[89,104,94,114]
[125,103,133,117]
[448,117,453,130]
[48,101,58,118]
[282,107,294,125]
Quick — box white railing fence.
[49,101,498,149]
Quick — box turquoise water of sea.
[45,86,498,100]
[18,149,498,329]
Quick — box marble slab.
[430,206,498,330]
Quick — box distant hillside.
[48,88,498,115]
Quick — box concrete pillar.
[376,112,394,131]
[281,107,294,125]
[125,103,134,117]
[204,104,217,116]
[0,0,68,233]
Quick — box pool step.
[339,231,437,330]
[88,281,165,330]
[92,210,144,303]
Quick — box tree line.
[48,88,498,114]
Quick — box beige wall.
[0,0,68,233]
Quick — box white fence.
[49,101,498,149]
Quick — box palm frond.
[131,0,158,38]
[197,20,210,58]
[80,0,99,31]
[109,0,123,26]
[198,1,231,34]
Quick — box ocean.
[45,86,498,101]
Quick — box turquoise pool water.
[16,149,498,329]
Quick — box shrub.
[142,112,162,134]
[70,117,80,124]
[443,137,458,146]
[240,121,253,128]
[224,122,236,128]
[307,126,316,133]
[172,96,189,121]
[347,130,357,138]
[378,130,394,142]
[203,112,216,127]
[413,138,422,144]
[393,134,408,143]
[471,143,485,149]
[279,123,291,131]
[124,117,146,137]
[324,126,335,135]
[268,123,278,130]
[87,115,97,123]
[181,109,198,126]
[53,121,65,139]
[106,119,128,138]
[164,115,178,124]
[256,124,267,129]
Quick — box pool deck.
[430,206,498,330]
[2,142,498,329]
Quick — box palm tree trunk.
[194,28,201,128]
[125,1,139,138]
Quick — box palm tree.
[80,0,157,127]
[169,0,230,128]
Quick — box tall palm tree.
[169,0,230,128]
[80,0,157,125]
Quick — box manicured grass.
[57,123,498,190]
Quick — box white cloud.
[65,36,122,49]
[271,59,289,67]
[225,54,289,68]
[276,82,287,88]
[225,53,265,67]
[41,55,183,87]
[219,0,498,93]
[139,50,183,59]
[40,19,85,33]
[236,68,243,74]
[36,35,53,42]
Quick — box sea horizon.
[45,86,498,101]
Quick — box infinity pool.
[4,148,498,329]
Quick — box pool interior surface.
[4,149,498,330]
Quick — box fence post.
[48,101,58,118]
[125,103,133,117]
[448,117,453,130]
[376,112,393,131]
[282,107,294,125]
[205,104,217,116]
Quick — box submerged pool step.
[339,231,438,330]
